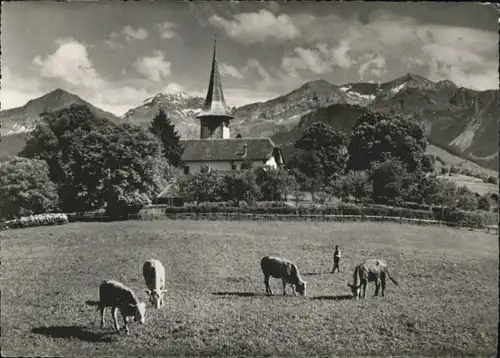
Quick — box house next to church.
[177,36,284,176]
[156,36,284,205]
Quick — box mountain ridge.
[1,73,498,171]
[0,88,120,135]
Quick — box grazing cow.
[85,280,146,334]
[348,259,399,299]
[142,259,167,309]
[260,256,307,296]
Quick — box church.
[178,37,284,176]
[156,37,284,205]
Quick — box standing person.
[331,245,341,273]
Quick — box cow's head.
[145,288,167,309]
[296,281,307,296]
[347,283,360,299]
[123,302,146,324]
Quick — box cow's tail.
[85,300,101,310]
[352,265,359,286]
[387,270,399,286]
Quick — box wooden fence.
[117,211,497,233]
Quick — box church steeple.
[197,35,233,140]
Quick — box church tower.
[197,35,234,139]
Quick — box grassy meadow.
[436,173,498,196]
[1,220,498,357]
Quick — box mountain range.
[1,73,498,171]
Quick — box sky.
[1,1,498,116]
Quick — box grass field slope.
[1,220,497,357]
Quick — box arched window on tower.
[236,133,242,139]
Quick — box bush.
[477,196,492,211]
[159,202,497,228]
[0,156,59,220]
[485,176,498,185]
[2,213,68,230]
[435,156,446,166]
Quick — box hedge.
[1,213,69,230]
[163,203,498,228]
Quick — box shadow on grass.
[212,291,265,297]
[311,294,353,301]
[32,325,114,343]
[302,272,324,276]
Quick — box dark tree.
[370,157,407,205]
[254,166,293,202]
[149,108,184,168]
[348,110,427,173]
[20,104,167,215]
[223,170,259,204]
[287,122,348,190]
[177,166,227,204]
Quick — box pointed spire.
[213,33,217,61]
[197,34,233,119]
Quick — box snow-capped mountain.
[1,73,497,170]
[121,91,206,139]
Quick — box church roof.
[181,138,280,162]
[197,36,233,119]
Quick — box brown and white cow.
[260,256,307,296]
[348,259,399,299]
[85,280,146,334]
[142,259,167,309]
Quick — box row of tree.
[285,111,433,199]
[177,110,495,212]
[176,163,495,213]
[1,104,496,220]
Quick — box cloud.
[223,88,280,107]
[282,40,353,77]
[162,82,186,93]
[122,26,148,41]
[93,86,153,114]
[105,25,148,48]
[28,39,166,116]
[33,38,105,89]
[209,9,300,44]
[219,63,244,79]
[134,51,172,82]
[267,1,280,14]
[285,9,497,89]
[0,66,44,110]
[189,1,244,27]
[243,59,273,88]
[358,53,387,80]
[422,43,498,90]
[156,21,179,39]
